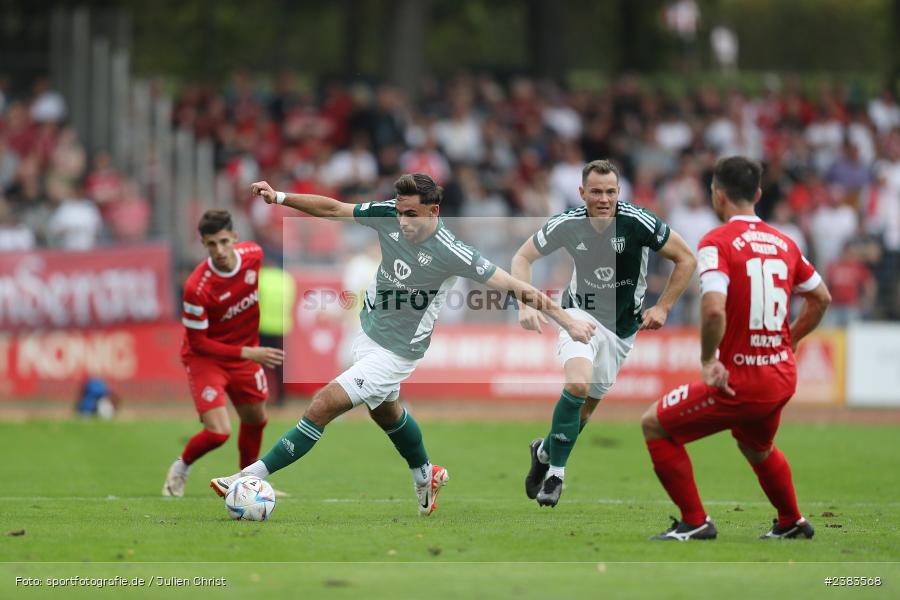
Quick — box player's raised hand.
[702,359,735,397]
[243,346,285,368]
[564,316,596,344]
[518,304,549,333]
[639,305,669,330]
[251,181,277,204]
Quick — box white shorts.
[557,307,636,399]
[335,330,420,410]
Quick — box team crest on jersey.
[394,259,412,280]
[417,251,433,266]
[389,231,400,241]
[611,236,626,254]
[201,386,218,403]
[594,266,615,282]
[244,270,257,285]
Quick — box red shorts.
[656,382,790,452]
[183,356,268,415]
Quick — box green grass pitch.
[2,416,897,599]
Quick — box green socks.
[260,417,323,474]
[546,390,586,468]
[383,408,429,469]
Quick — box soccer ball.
[224,476,276,521]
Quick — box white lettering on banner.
[16,331,137,380]
[0,258,162,328]
[797,341,831,381]
[665,338,701,370]
[627,338,664,369]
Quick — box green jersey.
[532,201,671,338]
[353,200,498,359]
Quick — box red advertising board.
[0,322,187,401]
[1,265,842,405]
[285,269,844,404]
[0,244,173,331]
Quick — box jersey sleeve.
[637,210,671,251]
[181,286,209,331]
[182,285,243,360]
[446,241,497,284]
[353,200,397,232]
[532,214,568,256]
[793,253,822,292]
[697,231,731,280]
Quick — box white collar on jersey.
[207,250,242,278]
[729,215,761,222]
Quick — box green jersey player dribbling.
[514,160,697,507]
[211,173,595,515]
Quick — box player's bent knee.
[737,441,771,464]
[564,381,590,399]
[305,384,350,428]
[640,404,665,440]
[368,401,402,429]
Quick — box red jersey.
[181,241,263,362]
[697,216,821,399]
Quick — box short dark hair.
[394,173,442,205]
[712,156,762,204]
[582,159,620,185]
[198,209,233,236]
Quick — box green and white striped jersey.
[532,201,671,338]
[353,200,498,359]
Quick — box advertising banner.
[0,322,186,401]
[285,269,846,404]
[0,244,173,332]
[847,323,900,407]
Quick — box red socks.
[181,429,230,465]
[238,420,268,469]
[752,447,802,528]
[646,438,707,525]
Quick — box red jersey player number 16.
[162,210,285,499]
[641,156,831,542]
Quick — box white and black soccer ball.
[224,476,276,521]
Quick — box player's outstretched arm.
[250,181,355,220]
[699,291,735,396]
[641,230,697,330]
[789,281,832,351]
[484,267,595,343]
[510,237,549,333]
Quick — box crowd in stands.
[0,78,152,253]
[1,71,898,323]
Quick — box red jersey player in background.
[640,157,831,541]
[162,210,285,497]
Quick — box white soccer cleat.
[162,462,187,498]
[416,465,449,516]
[209,473,241,498]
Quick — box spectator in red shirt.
[825,243,875,326]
